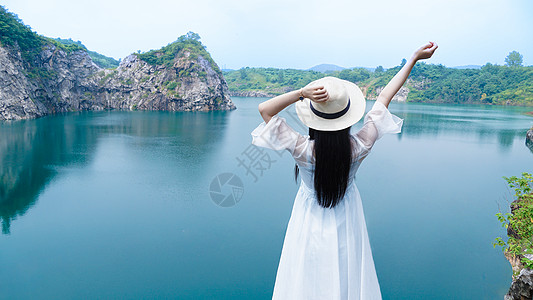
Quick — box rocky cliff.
[0,31,234,121]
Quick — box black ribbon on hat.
[310,98,351,119]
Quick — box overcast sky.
[3,0,532,69]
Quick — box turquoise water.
[0,98,532,299]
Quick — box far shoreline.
[230,90,533,109]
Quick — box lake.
[1,97,532,299]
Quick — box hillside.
[224,63,533,106]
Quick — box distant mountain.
[452,65,482,69]
[308,64,345,73]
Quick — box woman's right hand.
[413,42,438,61]
[302,85,329,103]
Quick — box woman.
[252,42,438,300]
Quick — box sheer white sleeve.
[354,101,403,153]
[251,115,309,162]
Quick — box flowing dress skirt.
[272,181,382,300]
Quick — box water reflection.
[387,102,532,151]
[0,111,230,234]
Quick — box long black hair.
[294,126,353,208]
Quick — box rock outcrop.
[505,268,533,300]
[0,39,235,121]
[365,86,410,102]
[526,127,533,153]
[229,90,275,98]
[362,78,431,102]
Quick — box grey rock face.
[505,269,533,300]
[0,46,45,120]
[0,43,235,120]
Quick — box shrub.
[494,173,533,270]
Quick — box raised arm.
[258,86,329,123]
[377,42,438,108]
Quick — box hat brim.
[295,78,366,131]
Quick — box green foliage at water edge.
[494,173,533,270]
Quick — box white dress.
[251,101,403,300]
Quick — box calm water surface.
[1,98,532,299]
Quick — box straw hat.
[295,77,366,131]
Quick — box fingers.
[416,41,438,60]
[302,85,330,102]
[427,41,437,50]
[425,42,438,57]
[420,41,437,51]
[312,86,329,102]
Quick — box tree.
[375,66,384,73]
[239,68,248,80]
[277,69,284,83]
[178,31,201,43]
[505,51,523,67]
[185,31,200,41]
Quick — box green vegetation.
[0,6,71,82]
[166,81,178,90]
[87,50,119,69]
[99,70,117,85]
[401,61,533,105]
[494,173,533,270]
[225,55,533,105]
[136,31,221,75]
[48,38,85,53]
[53,38,119,68]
